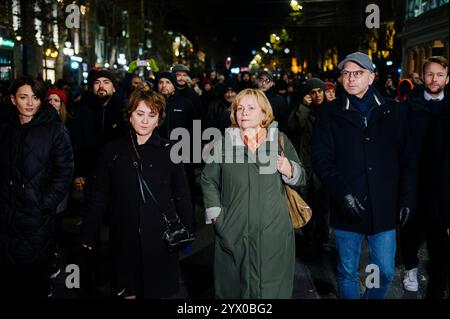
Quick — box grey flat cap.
[338,52,375,72]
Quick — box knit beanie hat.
[324,81,336,91]
[305,77,326,93]
[47,88,68,105]
[156,71,177,88]
[91,70,118,89]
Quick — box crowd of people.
[0,52,448,299]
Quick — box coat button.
[365,137,371,141]
[149,164,153,168]
[368,167,373,171]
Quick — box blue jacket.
[312,87,415,234]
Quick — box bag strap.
[278,132,287,182]
[127,130,173,223]
[279,132,285,156]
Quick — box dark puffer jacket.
[0,105,74,266]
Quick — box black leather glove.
[341,194,365,224]
[399,207,411,227]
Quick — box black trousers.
[302,175,331,246]
[0,259,50,298]
[426,224,449,299]
[399,212,422,270]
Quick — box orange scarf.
[242,128,268,153]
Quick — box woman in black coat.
[81,87,194,299]
[0,78,74,298]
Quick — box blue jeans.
[334,229,396,299]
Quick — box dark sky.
[166,0,292,68]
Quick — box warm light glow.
[290,0,301,11]
[291,57,299,74]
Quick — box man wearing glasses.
[256,71,290,133]
[312,52,415,299]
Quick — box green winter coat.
[201,125,306,298]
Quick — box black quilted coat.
[0,105,74,266]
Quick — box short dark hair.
[422,56,449,75]
[9,77,47,102]
[126,87,166,126]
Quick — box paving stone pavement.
[51,191,446,299]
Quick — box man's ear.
[368,72,376,85]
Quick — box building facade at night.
[399,0,449,77]
[0,0,202,84]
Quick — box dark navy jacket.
[403,86,448,220]
[71,91,128,178]
[312,87,415,234]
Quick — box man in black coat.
[71,70,128,192]
[256,71,290,133]
[239,71,254,91]
[288,78,331,254]
[312,52,415,299]
[171,64,202,123]
[156,72,198,142]
[156,72,198,213]
[205,80,238,134]
[400,56,449,298]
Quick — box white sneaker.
[403,267,418,292]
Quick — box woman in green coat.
[201,88,306,298]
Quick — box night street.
[50,190,434,299]
[0,0,448,301]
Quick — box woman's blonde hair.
[229,88,274,128]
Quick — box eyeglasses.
[257,78,271,84]
[341,70,366,79]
